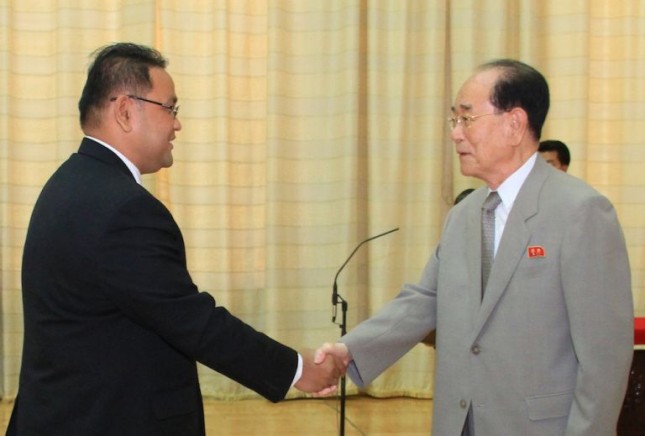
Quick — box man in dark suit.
[317,59,633,435]
[8,42,341,435]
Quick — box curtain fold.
[1,0,643,400]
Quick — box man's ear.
[507,107,528,145]
[113,95,134,132]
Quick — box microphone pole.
[331,227,399,436]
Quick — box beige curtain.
[1,0,644,401]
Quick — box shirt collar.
[490,152,538,211]
[84,135,142,185]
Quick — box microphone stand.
[331,227,399,436]
[333,291,348,436]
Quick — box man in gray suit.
[317,59,633,435]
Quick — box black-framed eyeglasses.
[110,95,180,118]
[448,112,496,129]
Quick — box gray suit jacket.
[341,157,633,435]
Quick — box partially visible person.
[7,42,341,436]
[317,59,633,435]
[539,139,570,172]
[454,188,475,205]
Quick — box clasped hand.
[294,343,351,396]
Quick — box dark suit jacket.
[8,138,298,435]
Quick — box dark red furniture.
[617,317,645,435]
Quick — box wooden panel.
[0,395,433,435]
[618,350,645,436]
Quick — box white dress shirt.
[489,152,538,256]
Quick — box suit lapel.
[473,157,551,338]
[466,189,488,320]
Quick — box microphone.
[332,227,399,322]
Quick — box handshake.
[294,343,352,396]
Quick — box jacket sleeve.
[97,192,298,402]
[341,248,439,387]
[560,194,633,435]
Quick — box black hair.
[78,42,167,128]
[539,140,571,166]
[478,59,550,141]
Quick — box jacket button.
[471,345,481,355]
[460,399,468,408]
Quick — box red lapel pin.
[528,245,545,258]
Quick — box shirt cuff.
[291,353,303,388]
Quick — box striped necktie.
[481,191,501,297]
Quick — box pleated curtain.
[1,0,643,400]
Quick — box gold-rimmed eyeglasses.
[448,112,496,129]
[110,95,180,118]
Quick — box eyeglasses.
[448,112,496,129]
[110,95,180,118]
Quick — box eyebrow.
[451,104,473,113]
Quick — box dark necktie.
[481,191,501,297]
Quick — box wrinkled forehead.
[451,69,499,113]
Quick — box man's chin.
[459,164,476,177]
[162,155,174,168]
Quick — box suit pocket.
[525,391,573,421]
[152,384,198,420]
